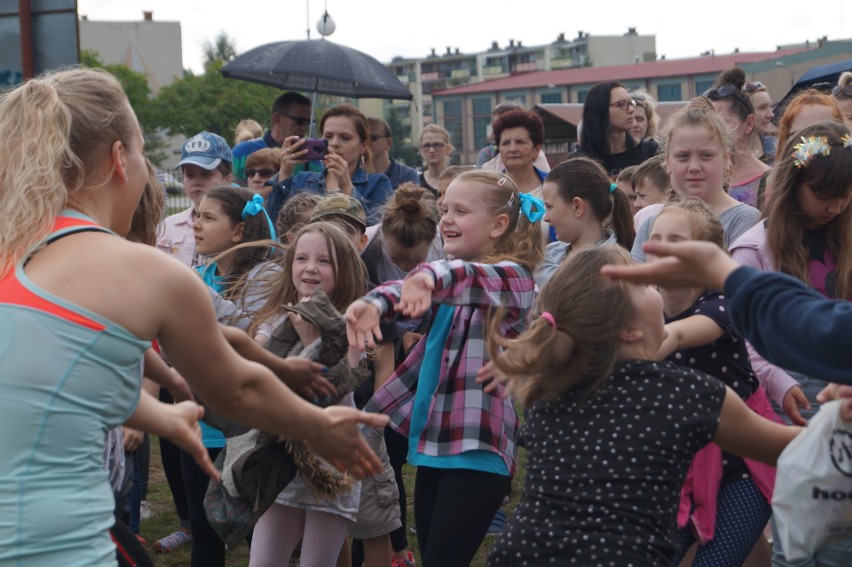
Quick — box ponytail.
[0,68,134,276]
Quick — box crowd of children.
[3,64,852,567]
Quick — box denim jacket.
[268,167,392,226]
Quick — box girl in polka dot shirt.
[485,245,799,567]
[648,198,782,566]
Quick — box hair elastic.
[610,183,617,194]
[540,311,557,328]
[241,193,278,241]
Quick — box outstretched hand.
[305,406,390,478]
[601,241,738,291]
[345,300,383,351]
[169,401,220,481]
[396,271,434,318]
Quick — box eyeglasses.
[609,98,637,111]
[280,113,311,127]
[743,81,766,94]
[245,167,276,178]
[833,85,852,98]
[421,142,446,151]
[370,134,388,141]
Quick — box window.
[472,97,492,115]
[657,83,682,102]
[443,99,462,117]
[444,118,463,151]
[576,89,589,104]
[540,92,563,104]
[695,79,715,96]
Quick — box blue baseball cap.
[176,131,232,170]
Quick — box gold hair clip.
[843,132,852,149]
[792,135,831,168]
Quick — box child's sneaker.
[391,549,417,567]
[153,529,191,553]
[486,508,508,536]
[139,500,152,521]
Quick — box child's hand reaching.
[345,300,383,350]
[476,360,513,399]
[396,271,435,318]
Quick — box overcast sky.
[77,0,850,73]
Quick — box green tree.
[80,50,170,165]
[387,107,420,167]
[203,32,239,70]
[149,60,282,146]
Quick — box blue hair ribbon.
[518,192,546,223]
[242,193,278,241]
[610,183,617,194]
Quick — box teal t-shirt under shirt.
[407,304,508,475]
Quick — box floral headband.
[792,134,852,169]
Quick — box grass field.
[140,438,525,566]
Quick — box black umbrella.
[220,39,413,101]
[775,58,852,113]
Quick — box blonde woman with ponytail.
[0,68,387,566]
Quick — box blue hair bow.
[241,193,278,241]
[518,192,546,223]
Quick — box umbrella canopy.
[221,39,413,101]
[775,58,852,111]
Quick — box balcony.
[483,65,506,76]
[550,57,574,68]
[512,61,539,72]
[451,68,471,79]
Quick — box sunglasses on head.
[703,84,738,98]
[631,94,646,103]
[832,85,852,98]
[245,167,276,178]
[810,82,834,93]
[370,134,388,141]
[743,81,766,94]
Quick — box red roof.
[432,48,811,96]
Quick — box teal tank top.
[0,211,149,566]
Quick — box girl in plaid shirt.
[346,171,544,567]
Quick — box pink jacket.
[677,388,781,544]
[728,222,800,407]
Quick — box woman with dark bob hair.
[492,109,548,194]
[578,82,659,177]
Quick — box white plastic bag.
[773,400,852,560]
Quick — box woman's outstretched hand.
[601,241,738,290]
[305,406,390,478]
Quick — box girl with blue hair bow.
[344,170,544,567]
[187,186,281,565]
[535,157,636,288]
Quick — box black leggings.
[159,388,190,527]
[111,515,154,567]
[180,447,225,567]
[414,466,511,567]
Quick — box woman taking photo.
[272,104,393,225]
[418,124,454,196]
[0,68,387,566]
[578,81,659,177]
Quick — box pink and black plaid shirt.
[363,259,536,475]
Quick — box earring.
[359,154,366,169]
